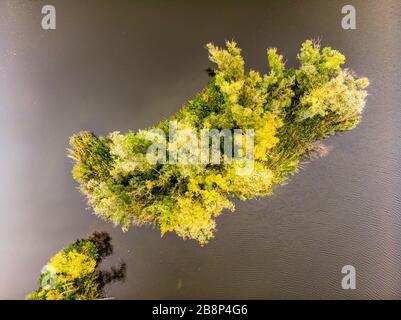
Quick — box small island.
[69,40,369,245]
[27,232,126,300]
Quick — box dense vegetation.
[69,40,369,245]
[26,232,126,300]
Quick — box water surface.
[0,0,400,299]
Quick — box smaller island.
[26,232,126,300]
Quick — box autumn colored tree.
[69,40,369,245]
[26,232,126,300]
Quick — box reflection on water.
[0,0,400,299]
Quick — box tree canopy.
[69,40,369,245]
[26,232,126,300]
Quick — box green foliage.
[69,40,369,245]
[26,232,126,300]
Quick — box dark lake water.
[0,0,400,299]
